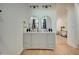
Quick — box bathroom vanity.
[23,16,56,49]
[23,32,55,49]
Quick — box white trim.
[67,40,78,48]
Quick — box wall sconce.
[29,5,52,9]
[42,5,51,8]
[30,5,39,9]
[0,10,2,12]
[45,5,48,8]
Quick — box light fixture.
[0,10,2,12]
[45,5,48,8]
[29,5,52,9]
[42,5,51,8]
[30,5,39,9]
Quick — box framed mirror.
[41,18,47,29]
[40,16,52,32]
[29,16,39,29]
[40,16,52,29]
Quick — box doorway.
[56,4,68,46]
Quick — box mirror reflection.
[23,16,53,32]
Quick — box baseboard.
[67,41,78,48]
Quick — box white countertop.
[23,32,55,34]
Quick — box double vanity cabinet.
[23,16,56,49]
[23,32,56,49]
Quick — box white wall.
[67,4,78,48]
[0,3,27,54]
[74,4,79,47]
[0,4,4,54]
